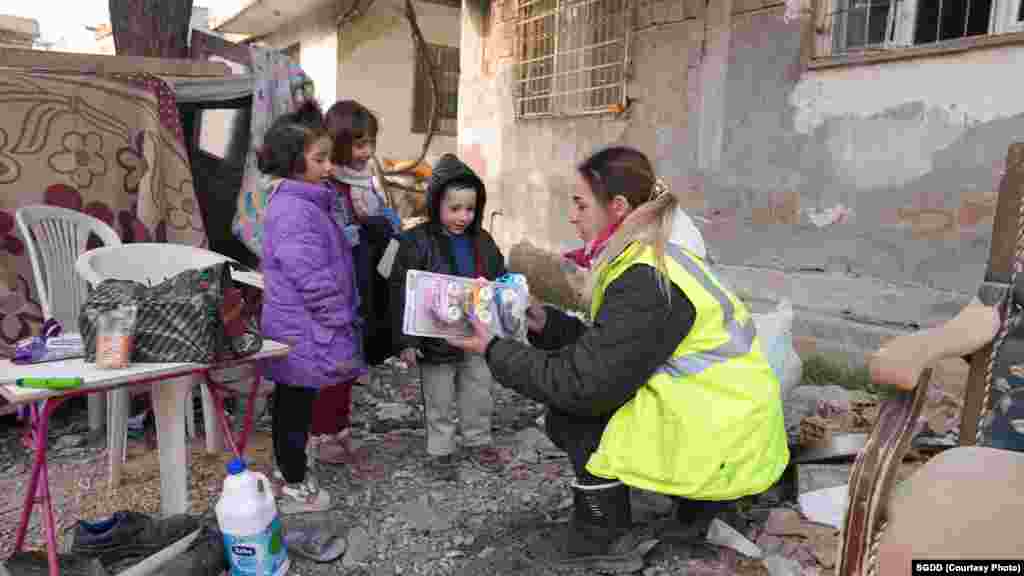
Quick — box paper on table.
[798,484,849,530]
[232,271,264,290]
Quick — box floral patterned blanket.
[0,70,206,358]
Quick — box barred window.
[515,0,630,119]
[413,43,460,135]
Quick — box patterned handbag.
[79,261,263,364]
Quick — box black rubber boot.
[559,481,659,573]
[664,497,732,541]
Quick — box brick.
[752,191,800,225]
[898,207,957,240]
[793,335,818,358]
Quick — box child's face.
[349,136,376,170]
[439,186,477,235]
[302,137,332,183]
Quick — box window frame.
[997,0,1024,32]
[411,42,460,136]
[816,0,1023,59]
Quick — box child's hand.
[380,207,402,232]
[400,347,422,368]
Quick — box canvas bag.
[79,261,263,364]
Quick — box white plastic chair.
[76,243,258,486]
[15,205,121,434]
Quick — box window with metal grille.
[821,0,1021,57]
[515,0,630,119]
[412,43,460,135]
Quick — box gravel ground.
[0,360,884,575]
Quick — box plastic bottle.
[215,458,289,576]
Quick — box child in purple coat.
[258,101,368,514]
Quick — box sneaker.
[278,478,332,515]
[159,520,228,576]
[427,454,459,482]
[272,467,309,497]
[71,511,199,566]
[464,445,505,473]
[1,552,109,576]
[311,430,353,465]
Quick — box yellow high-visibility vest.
[584,242,789,500]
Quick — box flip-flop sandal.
[284,527,347,563]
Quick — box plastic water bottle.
[215,459,289,576]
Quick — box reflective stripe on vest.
[654,244,756,377]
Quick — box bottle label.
[223,516,289,576]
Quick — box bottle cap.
[227,458,247,475]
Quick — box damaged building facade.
[458,0,1024,361]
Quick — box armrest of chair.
[868,299,1000,392]
[836,299,1000,576]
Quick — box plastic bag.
[95,304,138,369]
[752,299,803,398]
[12,319,84,365]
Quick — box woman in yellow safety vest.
[447,146,789,570]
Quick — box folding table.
[0,339,288,576]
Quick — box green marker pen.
[15,377,84,390]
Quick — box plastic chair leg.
[107,388,130,487]
[201,381,224,454]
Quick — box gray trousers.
[419,354,494,456]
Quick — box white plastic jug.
[215,459,289,576]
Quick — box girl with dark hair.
[305,100,402,465]
[258,101,367,514]
[446,146,789,570]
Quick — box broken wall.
[459,0,705,258]
[461,0,1024,360]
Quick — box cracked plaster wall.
[715,7,1024,294]
[461,0,1024,299]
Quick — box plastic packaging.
[403,271,530,342]
[95,305,138,370]
[751,299,803,399]
[12,319,84,365]
[216,458,289,576]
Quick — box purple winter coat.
[260,179,368,389]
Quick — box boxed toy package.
[403,271,530,342]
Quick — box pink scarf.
[563,218,623,270]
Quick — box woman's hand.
[526,297,547,333]
[400,347,422,368]
[446,314,496,356]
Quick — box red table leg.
[202,375,240,459]
[236,366,262,456]
[203,366,264,461]
[14,398,66,576]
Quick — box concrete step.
[716,265,975,369]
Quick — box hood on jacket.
[425,153,486,235]
[668,206,707,260]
